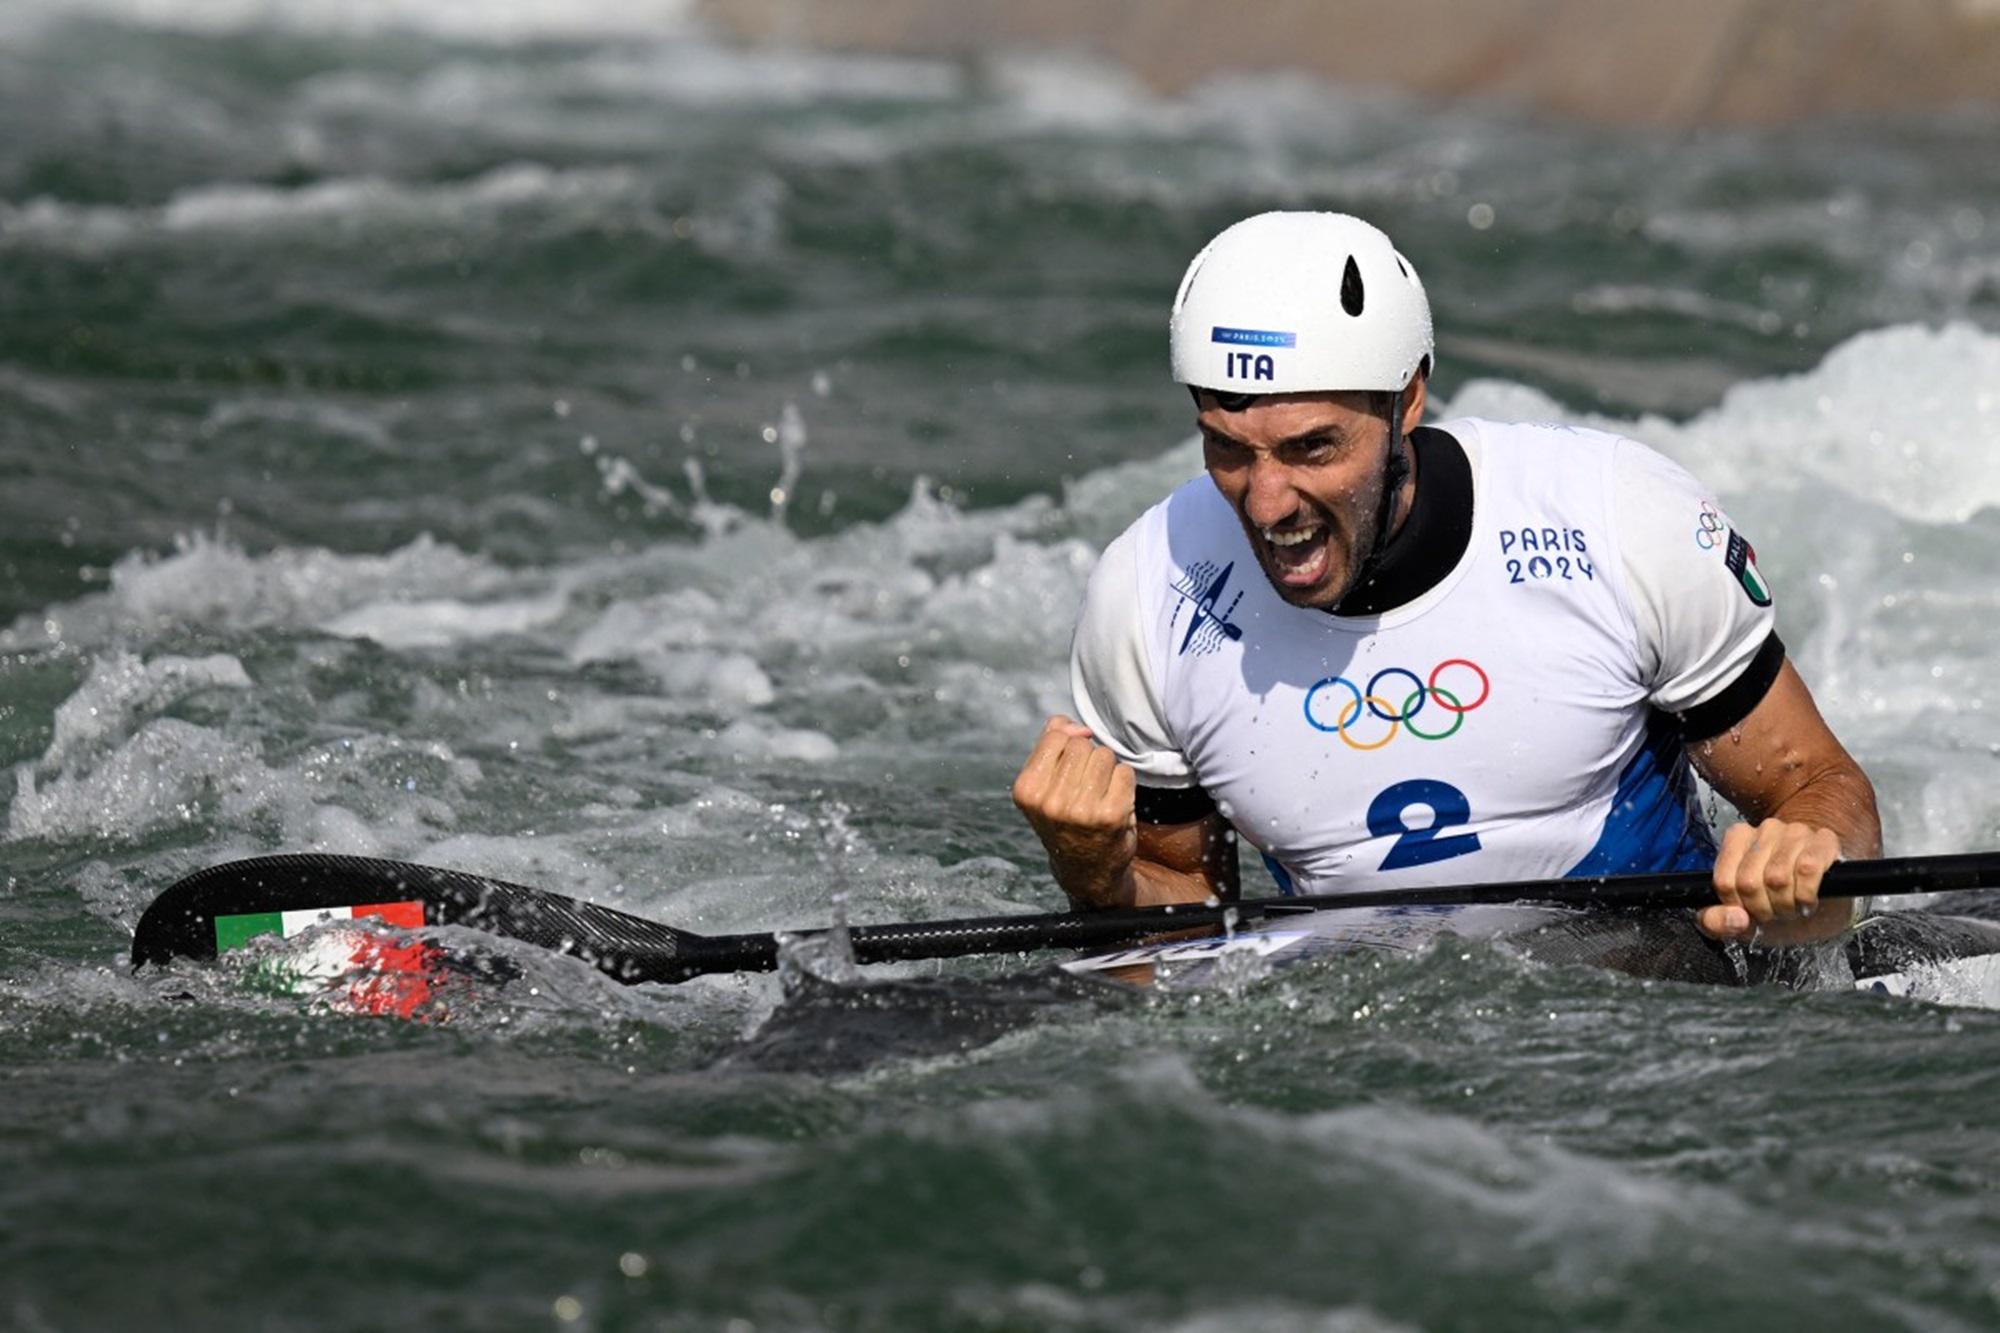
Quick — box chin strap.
[1340,390,1409,604]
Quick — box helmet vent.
[1394,254,1410,279]
[1340,255,1365,316]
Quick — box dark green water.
[4,4,2000,1329]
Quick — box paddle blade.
[132,853,705,984]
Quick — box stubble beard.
[1243,483,1383,611]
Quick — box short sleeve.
[1069,524,1197,786]
[1613,440,1781,731]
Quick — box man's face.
[1197,388,1409,610]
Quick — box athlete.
[1012,211,1880,945]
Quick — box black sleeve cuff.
[1135,783,1217,824]
[1676,631,1786,742]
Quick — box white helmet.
[1170,211,1433,395]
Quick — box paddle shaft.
[676,850,2000,979]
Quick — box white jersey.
[1071,417,1779,895]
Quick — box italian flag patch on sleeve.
[1724,531,1773,607]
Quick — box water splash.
[774,892,860,990]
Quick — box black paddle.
[130,850,2000,986]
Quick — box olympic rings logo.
[1302,659,1492,751]
[1695,500,1728,551]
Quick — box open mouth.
[1259,522,1331,587]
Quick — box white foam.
[320,590,570,650]
[164,163,638,232]
[0,199,145,252]
[552,469,1088,737]
[570,591,726,662]
[548,695,681,743]
[411,833,618,897]
[1568,284,1786,336]
[1,531,513,650]
[543,43,961,109]
[201,397,394,449]
[645,783,770,839]
[653,652,776,709]
[981,52,1188,136]
[567,631,778,709]
[715,719,839,764]
[920,533,1100,667]
[1442,322,2000,525]
[8,655,493,852]
[300,803,390,858]
[1,164,647,252]
[42,652,252,767]
[1628,323,2000,525]
[9,718,259,843]
[924,660,1068,734]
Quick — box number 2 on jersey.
[1368,778,1483,871]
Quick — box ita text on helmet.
[1170,211,1434,396]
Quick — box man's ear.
[1400,369,1428,438]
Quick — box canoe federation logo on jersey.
[1302,659,1491,751]
[1695,500,1773,606]
[1212,326,1294,382]
[1169,560,1246,656]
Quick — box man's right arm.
[1010,715,1237,909]
[1018,517,1233,908]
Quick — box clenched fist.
[1011,715,1139,909]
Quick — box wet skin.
[1195,384,1425,610]
[1015,382,1880,946]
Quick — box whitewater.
[3,2,2000,1328]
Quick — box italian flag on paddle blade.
[214,900,425,953]
[216,899,440,1022]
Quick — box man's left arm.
[1685,657,1881,943]
[1608,438,1880,945]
